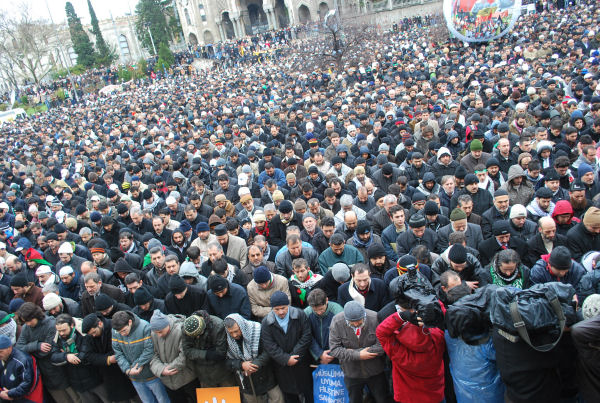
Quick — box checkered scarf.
[225,314,261,361]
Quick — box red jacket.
[376,313,445,403]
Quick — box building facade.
[174,0,340,45]
[54,15,148,69]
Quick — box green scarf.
[64,327,79,354]
[490,265,523,289]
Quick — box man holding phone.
[329,301,389,403]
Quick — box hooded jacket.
[530,254,586,288]
[376,312,445,403]
[16,316,69,390]
[0,346,42,402]
[431,147,459,181]
[501,165,534,207]
[51,317,102,392]
[552,200,580,236]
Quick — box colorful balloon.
[443,0,522,43]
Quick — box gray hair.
[264,203,276,212]
[383,194,398,205]
[130,206,142,216]
[496,249,521,266]
[457,194,473,206]
[79,227,92,236]
[42,282,59,294]
[84,272,101,284]
[207,242,223,252]
[340,194,353,207]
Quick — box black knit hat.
[367,243,386,259]
[448,244,467,264]
[208,275,229,293]
[549,246,572,270]
[10,273,28,287]
[169,275,187,294]
[95,294,114,311]
[270,291,289,307]
[133,287,153,305]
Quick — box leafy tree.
[88,0,115,66]
[65,2,97,68]
[135,0,172,54]
[156,42,174,72]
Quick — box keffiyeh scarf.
[225,314,261,361]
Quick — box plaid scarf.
[225,314,261,361]
[254,222,269,238]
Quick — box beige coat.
[190,233,217,257]
[247,273,291,320]
[224,234,248,268]
[149,315,196,390]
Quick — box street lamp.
[145,23,158,55]
[56,46,79,103]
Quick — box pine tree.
[157,42,174,72]
[135,0,172,54]
[88,0,115,66]
[65,2,96,68]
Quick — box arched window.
[119,35,130,57]
[184,8,192,25]
[198,4,207,22]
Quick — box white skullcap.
[57,243,73,254]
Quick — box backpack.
[489,283,577,352]
[446,285,499,344]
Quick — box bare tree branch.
[0,2,56,85]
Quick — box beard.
[372,263,386,273]
[570,198,587,210]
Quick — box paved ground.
[192,58,215,72]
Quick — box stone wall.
[347,0,443,29]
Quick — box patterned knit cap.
[183,314,206,337]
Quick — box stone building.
[174,0,339,45]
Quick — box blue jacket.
[381,223,408,263]
[112,312,155,381]
[257,168,286,188]
[0,212,15,231]
[0,347,39,401]
[59,270,81,302]
[304,301,343,361]
[206,282,251,320]
[530,256,586,289]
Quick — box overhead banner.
[443,0,522,43]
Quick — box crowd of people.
[0,0,600,402]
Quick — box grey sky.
[4,0,140,25]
